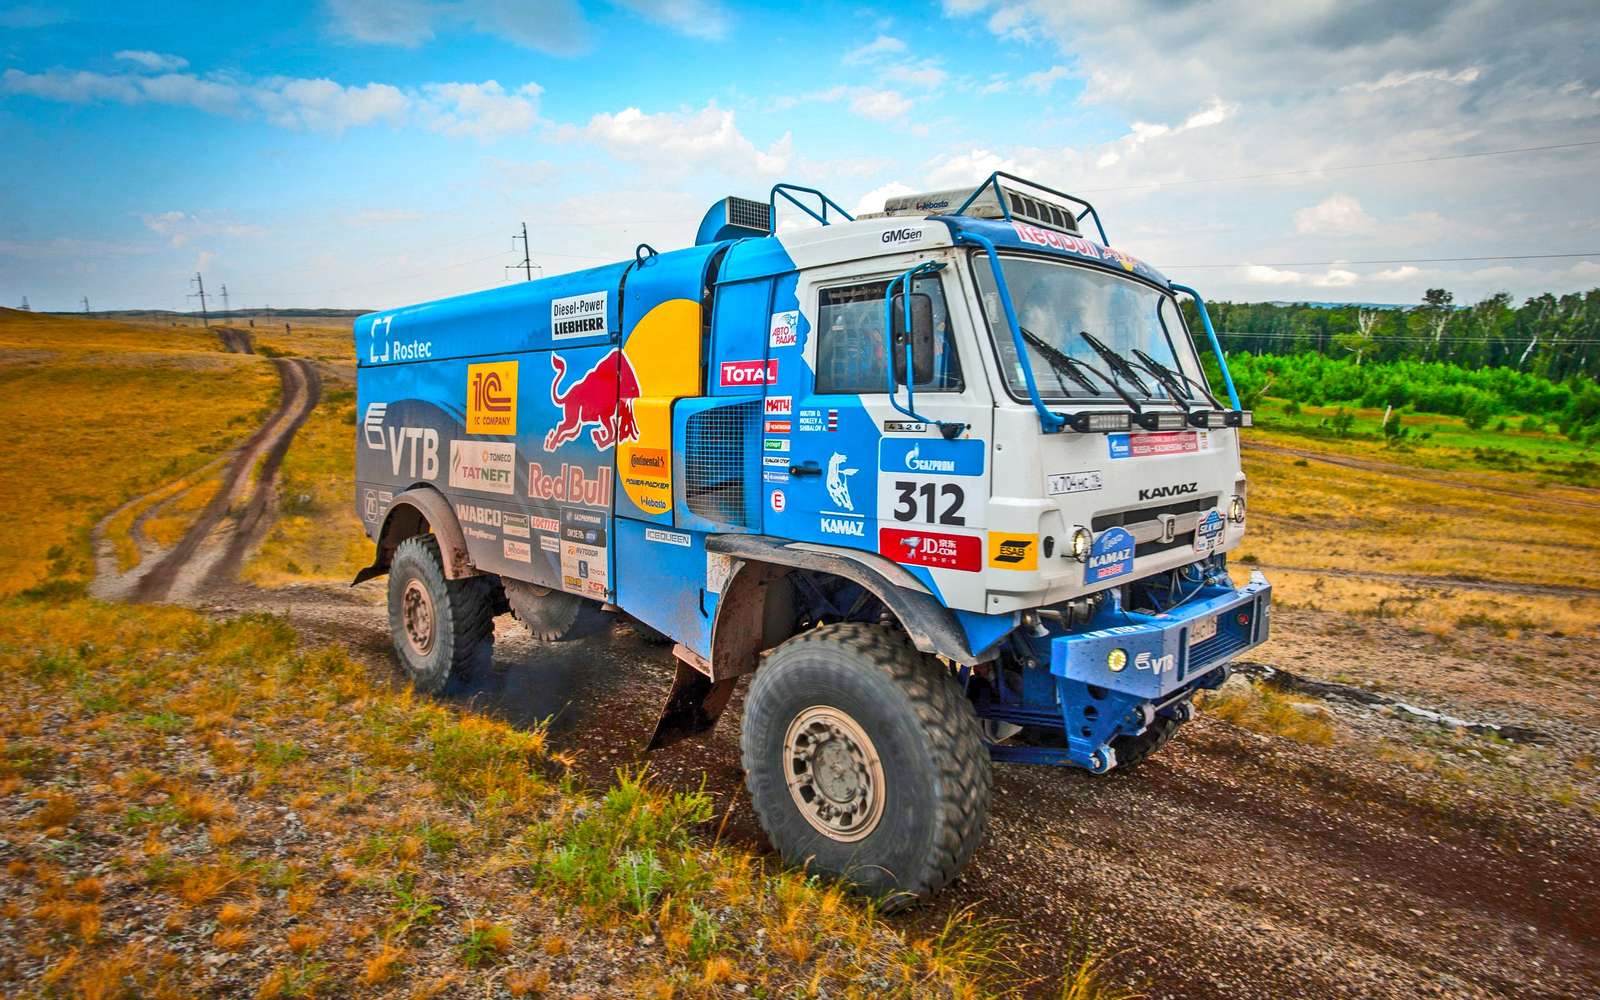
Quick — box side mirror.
[889,291,935,386]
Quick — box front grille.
[1190,624,1251,671]
[1092,494,1219,531]
[1135,531,1194,558]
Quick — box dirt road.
[91,354,321,602]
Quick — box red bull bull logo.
[543,349,641,451]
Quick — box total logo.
[467,361,517,435]
[545,349,640,450]
[719,359,778,387]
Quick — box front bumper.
[1050,570,1271,699]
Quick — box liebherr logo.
[1138,482,1198,502]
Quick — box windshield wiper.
[1018,326,1146,416]
[1132,348,1223,410]
[1078,331,1153,397]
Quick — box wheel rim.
[401,579,436,657]
[784,706,886,842]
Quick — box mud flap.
[647,659,738,751]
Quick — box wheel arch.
[352,485,476,585]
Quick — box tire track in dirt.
[1243,440,1600,510]
[91,354,320,602]
[1251,562,1600,599]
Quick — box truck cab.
[353,173,1271,907]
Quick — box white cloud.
[1018,65,1069,94]
[421,81,542,137]
[1294,194,1375,236]
[849,89,913,121]
[842,34,906,65]
[1243,265,1360,289]
[142,211,265,247]
[259,78,408,132]
[883,62,949,90]
[114,50,189,72]
[854,181,916,216]
[1373,265,1422,282]
[572,102,792,177]
[1351,67,1483,92]
[611,0,729,40]
[325,0,590,55]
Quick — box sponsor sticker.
[987,533,1039,570]
[763,438,790,453]
[762,455,790,468]
[879,438,985,477]
[825,452,857,511]
[503,539,531,562]
[464,526,495,542]
[530,514,560,533]
[448,440,516,495]
[883,420,926,434]
[364,314,432,365]
[765,419,791,434]
[1194,508,1225,553]
[362,402,387,449]
[550,291,609,340]
[1047,470,1103,495]
[763,470,790,484]
[561,507,607,546]
[466,361,517,435]
[764,395,792,416]
[820,515,865,537]
[528,462,612,507]
[545,348,641,451]
[1086,526,1135,583]
[1009,221,1154,276]
[880,528,981,571]
[768,310,799,349]
[363,488,378,522]
[455,503,502,528]
[561,541,609,598]
[384,427,439,480]
[881,227,924,245]
[770,489,786,512]
[1107,431,1203,460]
[540,535,560,553]
[719,359,778,387]
[644,527,691,547]
[502,512,530,538]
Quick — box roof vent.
[883,183,1081,235]
[696,196,771,245]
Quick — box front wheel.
[740,623,991,910]
[386,535,494,694]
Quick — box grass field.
[0,309,279,595]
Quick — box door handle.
[789,461,821,478]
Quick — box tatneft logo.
[1138,482,1198,501]
[467,361,517,435]
[550,291,608,340]
[719,359,778,387]
[448,440,516,495]
[881,227,923,244]
[365,315,431,364]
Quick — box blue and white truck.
[353,173,1271,905]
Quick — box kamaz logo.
[881,227,923,244]
[1138,482,1198,501]
[820,516,864,537]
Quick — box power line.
[1077,138,1600,194]
[81,296,90,315]
[507,222,539,282]
[188,273,210,327]
[1170,251,1600,269]
[219,284,230,319]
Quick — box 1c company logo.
[467,361,517,435]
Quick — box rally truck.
[352,173,1270,906]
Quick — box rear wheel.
[504,580,602,642]
[1109,713,1183,769]
[386,535,493,694]
[740,623,991,910]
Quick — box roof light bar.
[1069,410,1133,433]
[1137,411,1188,432]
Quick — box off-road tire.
[1110,713,1183,769]
[625,616,673,647]
[504,580,602,642]
[741,622,991,910]
[386,534,493,694]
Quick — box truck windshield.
[973,254,1196,402]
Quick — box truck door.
[761,260,993,601]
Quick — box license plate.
[1189,615,1219,646]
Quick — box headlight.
[1107,648,1127,672]
[1069,526,1091,561]
[1228,494,1246,523]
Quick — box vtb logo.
[466,361,517,435]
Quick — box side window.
[815,276,963,394]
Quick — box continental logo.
[987,532,1039,570]
[626,448,669,472]
[467,361,517,435]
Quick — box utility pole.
[189,273,210,327]
[219,284,230,320]
[82,296,90,315]
[19,296,29,312]
[516,222,533,280]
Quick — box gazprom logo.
[904,444,955,473]
[879,438,985,477]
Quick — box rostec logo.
[362,402,387,450]
[467,361,517,435]
[448,440,516,495]
[545,349,641,450]
[881,227,923,244]
[527,462,613,508]
[367,315,391,364]
[1138,482,1198,502]
[719,359,778,387]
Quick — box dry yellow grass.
[0,309,278,594]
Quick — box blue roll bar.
[1168,283,1240,409]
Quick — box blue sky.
[3,0,1597,312]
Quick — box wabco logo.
[467,361,517,435]
[455,503,502,528]
[1138,482,1198,501]
[545,349,640,450]
[881,227,923,244]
